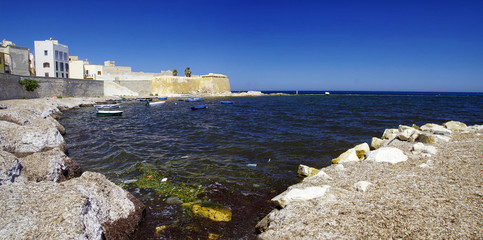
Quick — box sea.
[59,91,482,239]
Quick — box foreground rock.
[0,98,144,239]
[257,121,482,239]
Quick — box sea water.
[60,92,482,239]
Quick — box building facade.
[34,38,69,78]
[0,40,31,76]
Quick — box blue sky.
[3,0,482,92]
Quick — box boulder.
[397,128,416,141]
[365,147,408,164]
[297,164,319,177]
[0,171,145,239]
[332,143,370,164]
[443,121,467,131]
[20,147,81,182]
[421,123,452,135]
[417,133,436,144]
[354,181,372,192]
[271,185,331,208]
[382,129,399,140]
[412,143,437,155]
[182,202,232,222]
[371,137,386,150]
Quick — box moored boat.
[96,110,123,116]
[221,101,234,104]
[191,104,207,110]
[94,104,120,109]
[148,101,166,106]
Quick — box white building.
[34,38,69,78]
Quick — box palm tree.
[184,67,192,77]
[173,69,178,76]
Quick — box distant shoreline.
[236,90,483,96]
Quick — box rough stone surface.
[297,164,319,177]
[443,121,467,131]
[271,186,331,208]
[421,123,452,135]
[370,137,386,150]
[20,147,81,182]
[0,98,145,239]
[257,123,483,240]
[332,143,370,164]
[382,128,399,140]
[365,147,408,164]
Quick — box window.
[55,61,58,71]
[64,53,67,60]
[66,73,68,78]
[62,73,64,78]
[56,73,59,78]
[45,72,49,77]
[44,50,48,56]
[60,62,64,71]
[66,63,69,72]
[55,51,59,59]
[86,70,89,74]
[43,62,50,68]
[98,71,101,75]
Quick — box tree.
[173,69,178,76]
[184,67,192,77]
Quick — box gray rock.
[20,147,81,182]
[0,171,144,239]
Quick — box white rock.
[412,142,425,152]
[366,147,408,164]
[332,143,370,164]
[434,135,451,143]
[398,128,416,141]
[443,121,467,131]
[271,186,331,208]
[298,164,319,177]
[371,137,385,150]
[421,123,452,135]
[354,181,372,192]
[382,129,399,140]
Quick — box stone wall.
[0,73,104,100]
[152,74,231,96]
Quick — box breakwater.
[257,121,482,239]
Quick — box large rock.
[271,185,331,208]
[365,147,408,164]
[412,142,437,155]
[0,171,145,239]
[421,123,452,135]
[443,121,467,131]
[332,143,370,164]
[297,164,319,177]
[20,147,81,182]
[382,129,399,140]
[371,137,386,150]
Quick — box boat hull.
[96,110,123,116]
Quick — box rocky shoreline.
[0,98,145,239]
[256,121,482,239]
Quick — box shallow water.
[60,93,482,239]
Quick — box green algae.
[125,164,205,202]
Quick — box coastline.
[256,121,482,239]
[0,97,145,239]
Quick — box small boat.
[95,104,120,109]
[96,110,123,116]
[184,97,202,102]
[221,101,234,104]
[148,101,166,106]
[191,104,207,110]
[325,92,330,95]
[157,97,168,100]
[136,98,153,101]
[178,98,186,101]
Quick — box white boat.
[148,101,166,106]
[95,104,120,108]
[325,92,330,95]
[96,110,123,116]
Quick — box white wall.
[34,39,69,78]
